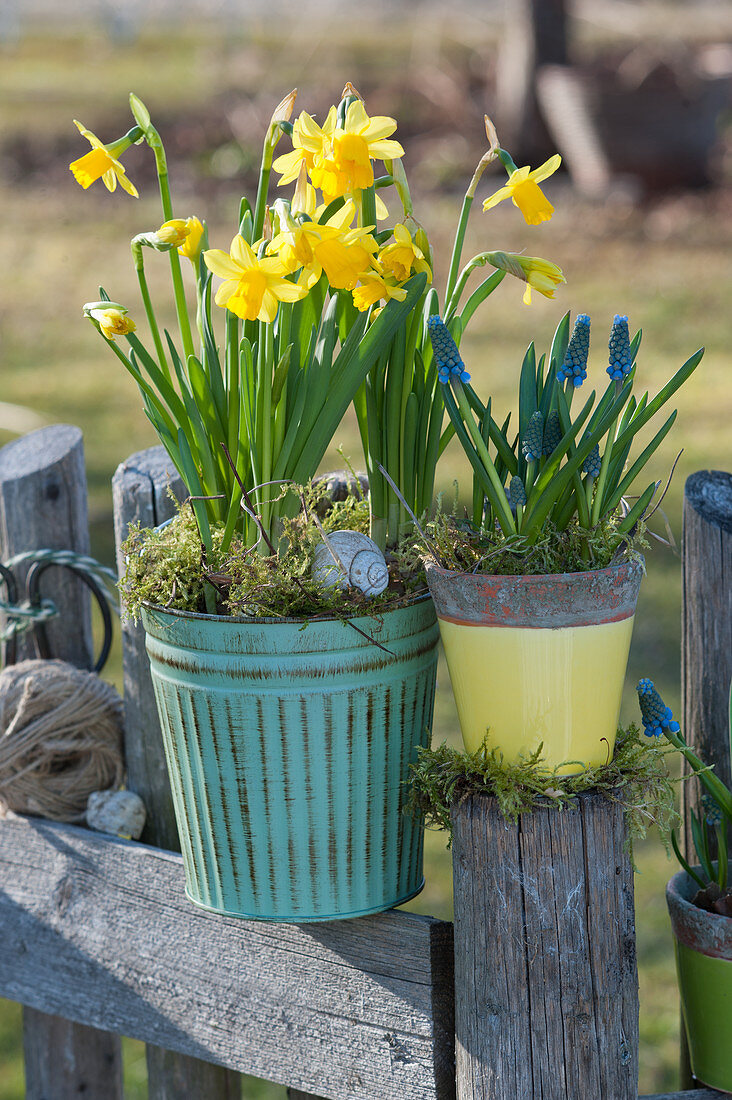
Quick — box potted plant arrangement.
[636,678,732,1093]
[422,309,703,774]
[69,86,561,919]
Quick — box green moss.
[409,495,647,576]
[120,483,425,620]
[408,724,679,858]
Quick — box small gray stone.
[86,789,146,840]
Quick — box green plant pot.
[667,866,732,1092]
[142,596,439,922]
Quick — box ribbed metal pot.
[141,596,438,922]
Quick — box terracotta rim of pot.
[424,555,644,629]
[667,866,732,960]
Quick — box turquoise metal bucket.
[142,596,438,922]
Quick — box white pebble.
[86,789,146,840]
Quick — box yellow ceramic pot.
[425,559,643,774]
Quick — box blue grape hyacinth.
[509,475,527,508]
[607,314,632,381]
[521,411,544,463]
[427,315,470,384]
[636,678,681,738]
[557,313,590,386]
[582,443,601,479]
[542,409,562,456]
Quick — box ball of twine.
[0,659,124,823]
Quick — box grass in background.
[0,17,729,1096]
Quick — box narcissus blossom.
[352,271,407,313]
[312,100,404,198]
[378,224,432,283]
[486,251,565,305]
[483,154,561,225]
[203,236,307,322]
[69,121,138,197]
[269,201,378,291]
[273,108,338,186]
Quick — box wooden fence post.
[0,424,123,1100]
[680,469,732,1089]
[451,792,638,1100]
[113,445,242,1100]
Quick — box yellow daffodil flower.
[69,120,138,197]
[486,251,565,304]
[87,306,136,340]
[273,108,338,186]
[269,200,378,291]
[352,272,408,313]
[203,235,307,322]
[482,154,561,226]
[176,217,206,263]
[516,255,565,303]
[155,220,190,247]
[311,99,404,199]
[378,223,432,284]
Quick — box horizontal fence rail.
[0,811,725,1100]
[0,814,455,1100]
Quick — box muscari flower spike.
[557,313,590,386]
[427,315,470,384]
[702,793,724,828]
[608,314,632,381]
[521,410,544,463]
[636,678,681,738]
[509,475,527,508]
[543,409,562,456]
[583,443,601,479]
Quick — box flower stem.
[444,149,497,305]
[132,243,168,377]
[147,131,196,363]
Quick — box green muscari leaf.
[614,480,657,534]
[671,830,707,889]
[613,348,704,452]
[458,269,506,331]
[518,343,537,471]
[548,311,571,373]
[602,411,677,516]
[442,383,510,525]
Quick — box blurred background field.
[1,1,731,1095]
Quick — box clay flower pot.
[667,866,732,1092]
[425,557,643,774]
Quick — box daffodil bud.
[84,304,136,341]
[270,88,297,126]
[484,115,500,154]
[341,81,364,102]
[404,215,433,272]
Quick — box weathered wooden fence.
[0,426,727,1099]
